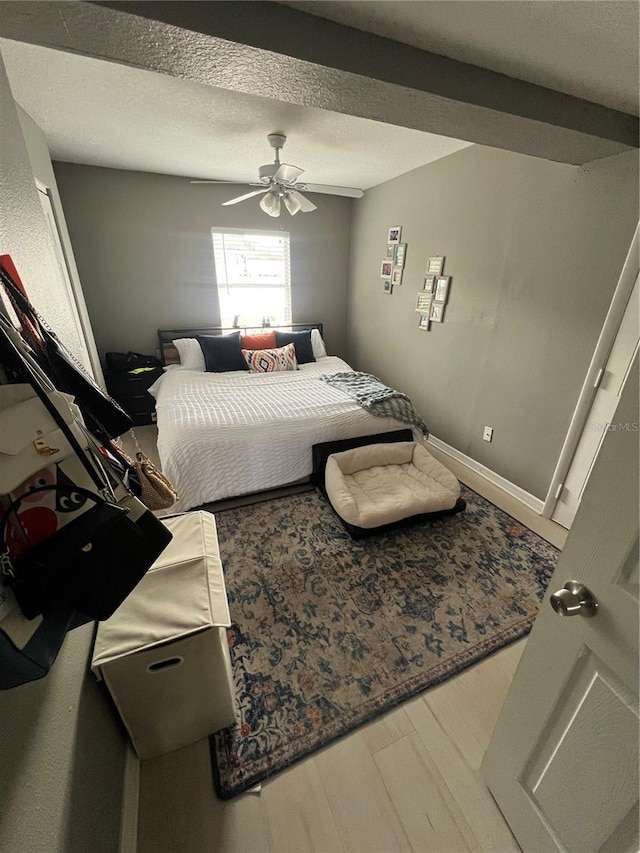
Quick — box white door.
[552,275,639,527]
[482,358,639,852]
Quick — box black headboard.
[158,323,324,365]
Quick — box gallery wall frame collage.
[380,226,452,330]
[380,226,406,294]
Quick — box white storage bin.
[91,511,235,760]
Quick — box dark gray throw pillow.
[197,333,248,372]
[274,330,315,364]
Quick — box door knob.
[550,581,598,617]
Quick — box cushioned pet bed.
[150,357,414,509]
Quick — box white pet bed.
[325,441,462,531]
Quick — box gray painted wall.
[346,145,638,500]
[0,51,126,853]
[53,162,352,361]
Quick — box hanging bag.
[1,485,145,620]
[95,433,178,512]
[0,322,172,622]
[129,431,178,511]
[133,450,178,511]
[0,383,88,495]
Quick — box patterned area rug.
[210,486,558,799]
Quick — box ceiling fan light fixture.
[196,134,363,212]
[259,191,281,218]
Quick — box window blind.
[211,229,291,328]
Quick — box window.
[211,229,291,328]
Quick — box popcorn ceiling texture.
[0,38,470,188]
[0,0,635,164]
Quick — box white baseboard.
[119,745,140,853]
[427,435,545,515]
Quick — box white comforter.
[150,356,410,509]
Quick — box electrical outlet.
[483,426,493,442]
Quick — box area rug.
[209,486,558,799]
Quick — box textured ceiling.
[2,0,635,184]
[0,38,471,189]
[283,0,640,116]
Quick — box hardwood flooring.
[137,640,525,853]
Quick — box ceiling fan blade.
[288,190,317,213]
[222,189,268,206]
[274,163,304,183]
[190,180,246,185]
[297,183,364,199]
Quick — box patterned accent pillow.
[242,343,298,373]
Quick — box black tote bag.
[0,322,172,622]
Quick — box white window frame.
[211,227,292,327]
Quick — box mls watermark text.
[590,422,639,432]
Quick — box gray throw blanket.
[320,372,429,437]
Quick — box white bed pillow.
[172,338,205,371]
[311,328,327,358]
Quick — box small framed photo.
[394,243,407,268]
[415,291,433,314]
[426,256,445,275]
[388,226,402,244]
[423,275,436,293]
[434,276,450,303]
[386,243,396,259]
[380,260,393,279]
[430,303,445,322]
[383,280,393,294]
[392,268,403,286]
[418,315,430,331]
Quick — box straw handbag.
[130,433,178,511]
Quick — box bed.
[150,325,418,510]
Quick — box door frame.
[35,178,105,385]
[542,222,639,520]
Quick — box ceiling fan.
[190,133,364,217]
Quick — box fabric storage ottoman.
[91,511,235,760]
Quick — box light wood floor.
[132,425,565,852]
[137,640,525,853]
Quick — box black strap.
[0,320,107,493]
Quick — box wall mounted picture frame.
[392,268,403,286]
[423,275,436,293]
[388,226,402,244]
[383,280,393,294]
[394,243,407,268]
[426,256,445,275]
[380,260,393,278]
[415,291,433,314]
[386,244,396,259]
[430,303,445,322]
[418,315,431,331]
[434,276,450,303]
